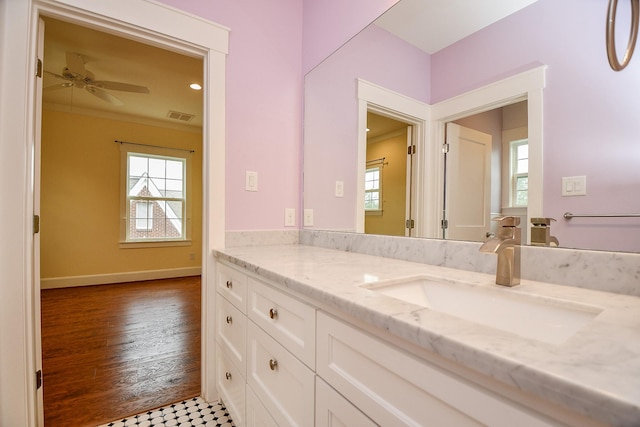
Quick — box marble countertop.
[214,244,640,427]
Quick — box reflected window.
[511,140,528,207]
[365,166,382,211]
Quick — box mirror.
[303,0,640,253]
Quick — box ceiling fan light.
[189,83,202,91]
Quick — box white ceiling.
[42,17,203,129]
[375,0,538,54]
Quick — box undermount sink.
[364,276,602,345]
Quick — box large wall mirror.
[303,0,640,253]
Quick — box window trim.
[119,144,192,248]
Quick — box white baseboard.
[40,267,202,289]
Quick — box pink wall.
[156,0,304,231]
[432,0,640,252]
[304,25,430,230]
[155,0,398,232]
[302,0,399,74]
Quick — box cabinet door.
[316,312,556,427]
[247,322,315,427]
[246,385,278,427]
[248,277,316,368]
[217,262,248,313]
[216,344,245,427]
[316,377,377,427]
[216,295,247,375]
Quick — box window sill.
[119,239,192,249]
[365,210,383,216]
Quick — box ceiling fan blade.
[44,83,74,91]
[65,52,87,76]
[93,80,150,93]
[45,70,70,81]
[85,86,124,106]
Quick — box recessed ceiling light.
[189,83,202,90]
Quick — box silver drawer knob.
[269,358,278,371]
[269,308,278,319]
[226,280,232,289]
[226,315,232,324]
[225,371,232,380]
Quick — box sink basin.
[364,276,602,345]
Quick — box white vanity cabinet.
[316,312,560,427]
[216,261,317,427]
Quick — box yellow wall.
[365,130,407,236]
[40,109,203,279]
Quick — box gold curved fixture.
[607,0,640,71]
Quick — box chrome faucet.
[480,216,521,286]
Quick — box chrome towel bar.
[564,212,640,219]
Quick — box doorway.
[39,15,205,423]
[14,2,229,425]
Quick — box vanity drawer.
[216,295,247,375]
[247,322,315,427]
[216,343,246,427]
[316,377,377,427]
[246,385,278,427]
[217,262,248,313]
[248,277,316,368]
[316,312,556,427]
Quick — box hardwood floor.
[41,276,201,427]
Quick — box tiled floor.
[98,397,234,427]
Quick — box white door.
[444,123,492,242]
[34,17,46,427]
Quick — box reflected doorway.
[365,111,414,236]
[442,100,529,243]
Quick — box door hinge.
[442,143,449,153]
[441,219,449,230]
[405,219,415,229]
[407,145,416,155]
[36,58,43,78]
[36,370,42,390]
[33,214,40,234]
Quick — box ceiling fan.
[45,52,150,106]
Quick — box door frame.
[2,1,228,425]
[357,79,428,236]
[427,66,546,243]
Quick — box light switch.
[284,208,295,226]
[335,180,344,198]
[304,209,314,227]
[562,176,586,196]
[245,171,258,192]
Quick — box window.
[511,140,528,207]
[120,145,191,246]
[365,166,382,211]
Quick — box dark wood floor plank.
[41,276,201,427]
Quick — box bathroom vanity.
[213,242,640,427]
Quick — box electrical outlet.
[284,208,295,227]
[189,253,195,261]
[304,209,314,227]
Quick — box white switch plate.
[335,180,344,197]
[284,208,295,226]
[562,176,586,196]
[245,171,258,192]
[303,209,314,227]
